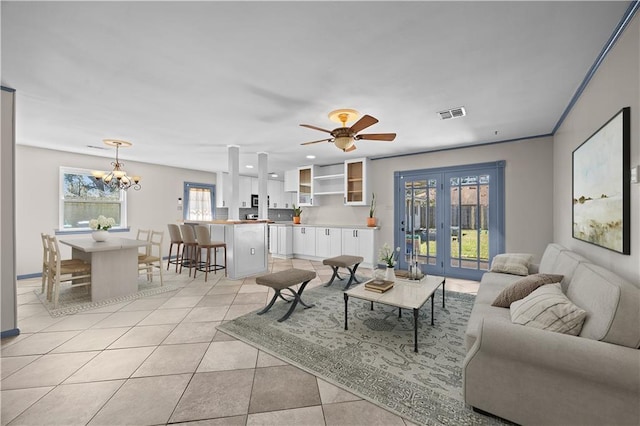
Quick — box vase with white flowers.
[379,243,401,281]
[89,215,116,242]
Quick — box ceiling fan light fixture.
[328,109,359,125]
[334,136,354,151]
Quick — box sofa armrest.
[464,317,640,425]
[465,317,639,391]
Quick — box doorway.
[394,161,504,281]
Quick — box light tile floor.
[1,257,479,426]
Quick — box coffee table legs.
[344,293,349,330]
[413,308,419,353]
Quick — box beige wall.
[553,14,639,284]
[303,136,555,263]
[16,145,217,276]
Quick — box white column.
[1,87,18,337]
[258,152,268,219]
[227,145,240,221]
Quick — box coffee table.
[343,275,446,353]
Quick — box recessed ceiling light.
[270,173,278,178]
[306,155,316,159]
[245,165,254,169]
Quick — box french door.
[395,161,504,281]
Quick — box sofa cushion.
[492,273,564,308]
[538,243,565,273]
[510,284,587,336]
[567,263,640,348]
[489,253,532,276]
[476,272,523,304]
[544,250,589,292]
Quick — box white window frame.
[59,166,128,231]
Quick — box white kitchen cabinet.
[292,226,316,257]
[284,169,298,192]
[239,176,253,208]
[269,225,278,254]
[315,227,342,258]
[344,158,370,206]
[297,166,316,207]
[270,225,293,258]
[215,172,229,208]
[268,180,284,209]
[341,228,376,267]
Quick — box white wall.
[16,145,217,276]
[304,136,555,263]
[553,13,639,284]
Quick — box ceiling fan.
[300,109,396,152]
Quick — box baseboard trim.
[1,328,20,339]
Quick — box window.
[59,167,127,231]
[183,182,215,221]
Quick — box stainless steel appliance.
[245,213,259,220]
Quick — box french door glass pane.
[450,174,490,271]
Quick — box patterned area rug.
[218,284,506,425]
[35,279,179,317]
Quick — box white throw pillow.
[510,283,587,336]
[490,253,533,276]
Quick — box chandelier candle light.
[92,139,142,191]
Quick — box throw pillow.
[510,283,587,336]
[489,253,533,276]
[492,273,564,307]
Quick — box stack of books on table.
[365,279,394,293]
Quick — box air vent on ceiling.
[437,106,466,120]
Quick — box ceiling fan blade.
[301,138,333,146]
[300,124,333,134]
[355,133,397,141]
[349,115,378,134]
[345,144,357,152]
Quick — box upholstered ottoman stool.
[323,255,363,290]
[256,268,317,322]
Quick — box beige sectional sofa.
[463,243,640,426]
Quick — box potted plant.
[292,204,302,224]
[367,192,376,227]
[379,243,401,281]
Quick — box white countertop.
[269,223,380,230]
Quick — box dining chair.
[167,224,183,272]
[138,230,164,285]
[41,233,84,297]
[136,228,151,260]
[46,235,92,308]
[194,225,227,282]
[179,224,198,277]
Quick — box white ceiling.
[1,1,630,177]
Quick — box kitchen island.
[185,220,269,280]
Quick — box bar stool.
[194,225,227,282]
[167,224,183,272]
[179,224,198,277]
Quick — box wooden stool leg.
[167,243,173,271]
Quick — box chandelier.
[92,139,142,191]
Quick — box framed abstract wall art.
[572,107,630,254]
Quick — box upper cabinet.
[344,158,370,206]
[284,169,298,192]
[216,172,229,208]
[297,165,316,206]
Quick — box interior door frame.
[394,161,505,280]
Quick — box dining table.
[59,237,149,302]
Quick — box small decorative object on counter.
[367,192,377,227]
[89,215,115,242]
[292,204,302,224]
[379,243,400,281]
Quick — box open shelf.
[314,173,344,181]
